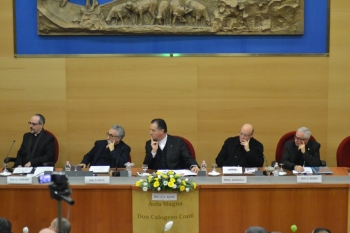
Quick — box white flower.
[157,187,161,191]
[185,178,188,182]
[172,184,177,189]
[170,175,174,178]
[164,221,173,232]
[186,188,190,192]
[142,187,148,191]
[139,179,143,182]
[163,180,168,186]
[158,175,161,179]
[177,178,181,183]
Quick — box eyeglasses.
[106,133,120,139]
[294,136,308,141]
[239,132,252,137]
[28,122,40,126]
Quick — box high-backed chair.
[173,136,196,160]
[273,131,325,166]
[336,136,350,167]
[4,130,59,168]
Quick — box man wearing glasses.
[216,124,264,167]
[79,125,131,168]
[14,114,55,167]
[281,127,321,171]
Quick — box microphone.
[263,155,268,167]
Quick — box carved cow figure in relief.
[185,0,210,26]
[157,1,170,25]
[106,3,132,25]
[61,0,98,12]
[126,0,157,25]
[169,0,193,27]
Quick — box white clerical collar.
[34,129,43,137]
[158,134,168,150]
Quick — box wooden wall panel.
[0,0,13,57]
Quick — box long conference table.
[0,167,349,233]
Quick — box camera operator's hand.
[79,163,86,168]
[25,162,31,167]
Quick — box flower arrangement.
[136,170,197,193]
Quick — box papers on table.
[244,167,258,174]
[157,169,197,176]
[292,167,313,174]
[222,166,243,174]
[89,166,110,173]
[33,166,54,177]
[13,167,33,174]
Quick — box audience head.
[0,217,12,233]
[39,228,55,233]
[49,218,71,233]
[239,123,254,143]
[312,228,331,233]
[245,226,268,233]
[150,119,167,141]
[294,126,312,146]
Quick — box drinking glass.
[264,166,273,176]
[142,164,148,173]
[279,163,284,172]
[211,164,217,173]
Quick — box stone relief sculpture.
[37,0,304,35]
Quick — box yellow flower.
[168,181,174,188]
[153,181,160,188]
[182,180,186,185]
[162,174,168,179]
[136,181,141,187]
[180,186,185,191]
[193,182,196,189]
[156,171,162,175]
[154,178,159,181]
[148,177,153,182]
[174,174,180,178]
[170,177,175,183]
[168,171,174,175]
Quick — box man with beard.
[14,114,55,167]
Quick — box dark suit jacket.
[215,136,264,167]
[281,140,322,170]
[81,140,131,168]
[15,130,55,167]
[143,134,198,170]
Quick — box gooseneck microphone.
[4,140,16,164]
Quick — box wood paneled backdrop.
[1,1,349,170]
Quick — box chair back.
[45,130,59,163]
[275,131,316,162]
[173,136,196,159]
[336,136,350,167]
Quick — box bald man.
[216,124,265,167]
[39,228,55,233]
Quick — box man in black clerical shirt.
[216,123,264,167]
[79,125,131,168]
[14,114,55,167]
[143,119,199,172]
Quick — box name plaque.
[7,176,32,184]
[222,166,243,174]
[297,175,322,183]
[222,176,247,184]
[152,193,178,201]
[84,176,110,184]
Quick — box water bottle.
[201,160,207,173]
[65,161,71,171]
[273,162,279,176]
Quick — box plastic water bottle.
[273,162,280,176]
[201,160,207,173]
[65,161,71,171]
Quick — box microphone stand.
[2,140,15,174]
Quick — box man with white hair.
[281,127,322,171]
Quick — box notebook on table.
[311,167,333,174]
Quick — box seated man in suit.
[143,119,199,172]
[215,124,264,167]
[281,127,321,171]
[15,114,55,167]
[79,125,131,168]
